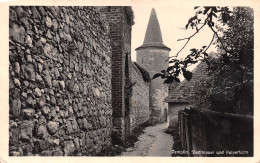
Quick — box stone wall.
[130,62,150,132]
[9,6,112,156]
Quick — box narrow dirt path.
[121,122,173,156]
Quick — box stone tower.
[136,8,171,123]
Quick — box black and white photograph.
[0,0,259,162]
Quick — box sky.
[131,3,216,63]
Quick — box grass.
[170,130,188,157]
[97,121,155,156]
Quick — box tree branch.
[177,24,205,41]
[204,33,216,53]
[175,24,206,57]
[209,25,228,56]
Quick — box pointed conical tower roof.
[136,8,171,51]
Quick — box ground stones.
[36,124,48,138]
[47,121,59,135]
[45,16,52,28]
[10,99,21,117]
[22,108,35,118]
[34,88,42,97]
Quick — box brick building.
[99,6,135,144]
[100,6,151,144]
[136,8,171,123]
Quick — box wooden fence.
[178,108,253,157]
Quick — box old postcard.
[0,0,259,163]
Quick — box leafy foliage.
[190,7,254,115]
[153,6,235,82]
[154,6,254,115]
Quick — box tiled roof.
[136,8,170,51]
[132,62,151,82]
[165,61,208,103]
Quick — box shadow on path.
[121,122,173,156]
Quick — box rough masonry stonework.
[9,6,112,156]
[130,62,150,132]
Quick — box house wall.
[150,86,168,122]
[130,63,150,132]
[9,6,112,156]
[168,102,190,129]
